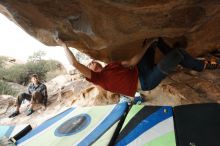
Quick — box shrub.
[1,59,64,85]
[27,50,46,62]
[0,51,64,85]
[0,80,18,96]
[0,56,8,68]
[46,69,66,81]
[26,61,48,81]
[3,64,29,85]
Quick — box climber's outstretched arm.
[55,38,91,79]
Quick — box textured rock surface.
[0,0,220,62]
[141,68,220,106]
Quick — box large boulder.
[0,0,219,62]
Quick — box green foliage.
[1,59,62,85]
[3,64,28,84]
[44,60,61,71]
[0,80,18,96]
[0,56,8,68]
[46,69,66,81]
[0,53,63,85]
[27,50,46,62]
[26,61,48,81]
[0,67,5,80]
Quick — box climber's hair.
[87,60,102,68]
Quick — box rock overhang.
[0,0,219,62]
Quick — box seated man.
[9,74,48,118]
[56,37,220,98]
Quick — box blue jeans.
[138,38,205,91]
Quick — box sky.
[0,13,73,70]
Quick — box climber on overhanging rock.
[55,37,220,98]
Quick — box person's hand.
[121,60,134,69]
[54,37,66,47]
[27,102,31,107]
[121,60,131,68]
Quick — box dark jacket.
[27,82,48,106]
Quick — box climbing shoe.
[26,109,34,116]
[8,111,20,118]
[204,56,220,70]
[133,96,145,105]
